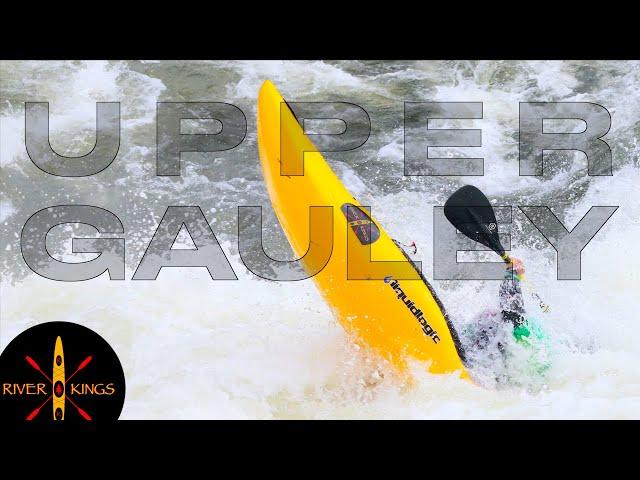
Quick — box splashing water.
[1,60,639,418]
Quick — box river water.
[1,60,639,418]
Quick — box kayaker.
[464,257,551,384]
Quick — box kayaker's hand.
[508,257,525,276]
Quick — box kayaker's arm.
[499,258,526,327]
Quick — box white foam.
[1,60,639,419]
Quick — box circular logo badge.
[0,322,125,428]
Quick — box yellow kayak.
[52,336,65,420]
[257,80,468,379]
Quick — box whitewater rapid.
[1,60,639,418]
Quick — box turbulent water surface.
[1,60,639,418]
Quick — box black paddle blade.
[444,185,505,256]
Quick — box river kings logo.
[0,322,125,427]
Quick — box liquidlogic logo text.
[384,276,440,344]
[0,322,125,427]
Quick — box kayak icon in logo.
[25,336,94,421]
[0,322,125,428]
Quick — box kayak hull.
[257,81,467,378]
